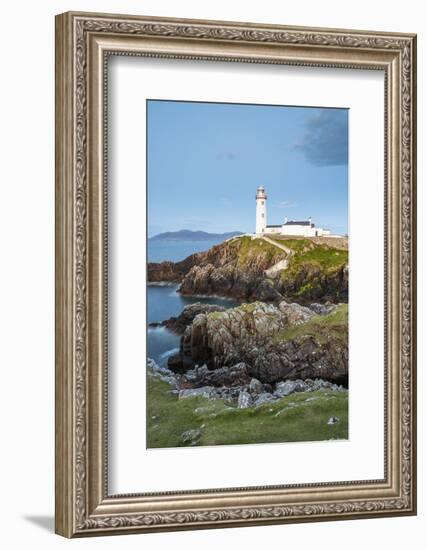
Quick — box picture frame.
[55,11,417,537]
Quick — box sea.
[147,240,239,367]
[148,238,222,263]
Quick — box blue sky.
[147,100,348,236]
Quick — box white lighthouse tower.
[255,185,267,234]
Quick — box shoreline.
[148,282,242,303]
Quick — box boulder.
[253,392,277,407]
[181,429,202,446]
[278,301,315,324]
[147,357,177,386]
[167,353,187,374]
[274,380,300,397]
[238,390,253,409]
[182,363,251,388]
[249,377,264,395]
[255,279,284,302]
[179,386,217,400]
[309,303,337,316]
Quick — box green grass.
[293,246,348,269]
[267,238,349,273]
[230,236,348,270]
[274,304,348,344]
[269,237,313,253]
[208,311,226,320]
[274,241,348,303]
[235,302,260,314]
[229,236,286,267]
[147,377,348,448]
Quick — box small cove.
[148,283,239,367]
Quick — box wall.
[0,1,424,548]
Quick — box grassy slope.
[228,236,287,267]
[147,238,349,448]
[274,303,348,345]
[273,238,349,269]
[147,377,348,448]
[267,239,348,302]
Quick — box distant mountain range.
[149,230,243,242]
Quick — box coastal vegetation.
[227,235,288,267]
[147,235,349,448]
[148,235,348,304]
[147,376,348,448]
[274,303,348,344]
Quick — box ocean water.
[147,240,239,367]
[148,239,222,263]
[148,284,238,367]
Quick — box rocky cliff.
[148,236,348,304]
[167,301,348,385]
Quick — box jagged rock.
[179,386,217,400]
[310,303,337,316]
[273,262,348,304]
[153,303,226,334]
[183,364,210,383]
[172,236,288,302]
[167,354,187,374]
[273,378,347,397]
[148,236,348,304]
[327,416,340,425]
[278,301,315,325]
[179,300,348,384]
[238,390,253,409]
[255,279,284,301]
[147,357,177,386]
[182,362,251,388]
[181,429,202,446]
[249,378,264,395]
[275,380,303,397]
[147,253,199,283]
[253,392,277,407]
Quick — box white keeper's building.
[255,185,331,237]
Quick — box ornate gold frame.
[55,11,417,537]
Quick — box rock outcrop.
[147,357,346,410]
[178,301,348,385]
[177,237,288,301]
[181,362,251,388]
[150,302,226,334]
[273,263,348,304]
[148,236,348,305]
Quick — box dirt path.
[260,235,294,277]
[261,235,293,255]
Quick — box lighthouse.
[254,186,333,237]
[255,185,267,234]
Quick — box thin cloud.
[221,197,232,207]
[294,110,348,166]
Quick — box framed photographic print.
[55,11,417,537]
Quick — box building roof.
[284,220,311,226]
[266,225,282,228]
